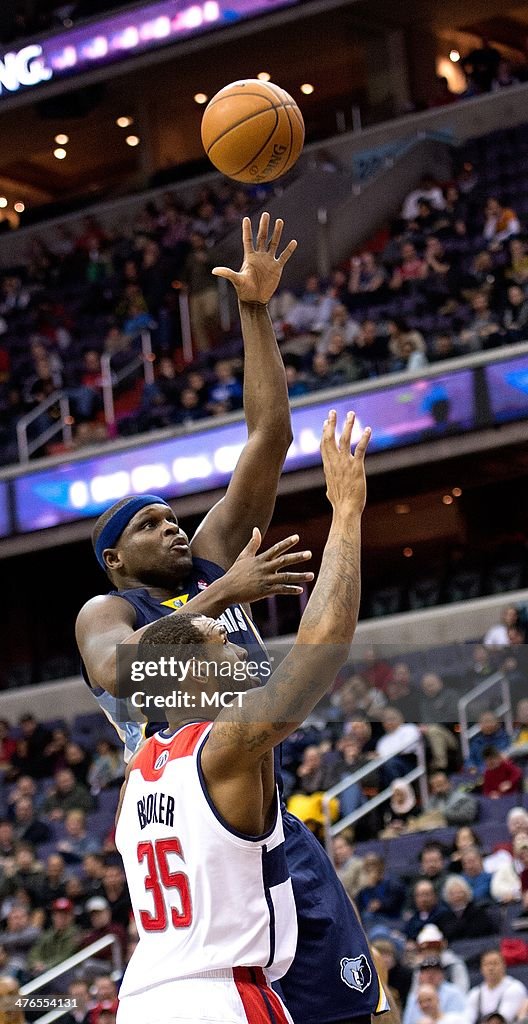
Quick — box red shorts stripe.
[233,968,290,1024]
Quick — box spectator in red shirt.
[0,720,15,770]
[482,746,523,798]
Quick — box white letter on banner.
[172,456,211,483]
[131,465,171,492]
[17,45,53,86]
[91,472,130,503]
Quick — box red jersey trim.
[133,723,211,781]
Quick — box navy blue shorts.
[279,811,384,1024]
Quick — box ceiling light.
[300,83,314,95]
[442,494,454,505]
[126,135,140,147]
[395,503,410,515]
[194,93,208,104]
[452,487,462,497]
[403,547,413,558]
[54,148,67,160]
[257,72,271,82]
[14,202,25,213]
[0,198,7,209]
[55,134,69,145]
[449,49,460,62]
[116,116,133,128]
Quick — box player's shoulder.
[75,592,136,633]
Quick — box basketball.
[201,79,305,184]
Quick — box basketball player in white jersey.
[114,409,373,1024]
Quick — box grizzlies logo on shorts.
[340,955,372,994]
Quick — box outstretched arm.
[191,213,296,570]
[203,410,370,772]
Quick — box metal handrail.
[100,329,155,427]
[19,935,121,1024]
[322,735,428,858]
[16,390,73,462]
[458,670,513,762]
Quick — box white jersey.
[116,722,297,1000]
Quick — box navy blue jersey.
[82,555,387,1021]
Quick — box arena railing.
[18,934,121,1023]
[458,671,513,763]
[16,390,73,463]
[321,736,428,861]
[100,329,155,430]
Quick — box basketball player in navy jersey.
[77,217,391,1023]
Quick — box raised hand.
[320,409,371,515]
[212,212,297,304]
[222,527,313,604]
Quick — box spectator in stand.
[404,880,448,940]
[61,978,92,1024]
[436,185,467,237]
[173,387,207,426]
[0,975,26,1024]
[491,59,520,91]
[502,285,528,344]
[428,75,459,108]
[466,950,527,1024]
[402,176,447,221]
[27,898,80,975]
[16,716,51,780]
[383,780,419,834]
[284,274,334,335]
[413,923,470,993]
[343,712,377,754]
[3,845,43,903]
[390,243,427,291]
[505,237,528,286]
[56,811,100,864]
[87,741,123,796]
[182,231,220,351]
[6,778,41,817]
[385,663,417,721]
[12,799,51,847]
[0,823,15,867]
[0,723,15,771]
[43,768,95,820]
[100,863,131,930]
[417,673,460,772]
[460,846,492,902]
[37,855,70,908]
[337,673,387,720]
[437,876,498,940]
[484,606,521,648]
[324,331,365,384]
[332,832,365,900]
[206,359,242,413]
[283,358,309,398]
[42,728,69,777]
[461,40,501,94]
[402,959,466,1024]
[348,253,387,297]
[459,292,501,352]
[482,746,523,797]
[388,320,428,373]
[516,835,528,912]
[294,745,326,795]
[371,936,413,1013]
[318,304,360,351]
[79,897,126,962]
[509,698,528,756]
[483,197,521,248]
[0,904,41,964]
[413,983,466,1024]
[356,853,406,926]
[135,356,180,432]
[376,707,421,783]
[465,644,497,689]
[409,842,449,899]
[305,351,334,392]
[467,711,510,772]
[425,772,478,826]
[64,743,90,787]
[350,319,390,376]
[82,853,106,901]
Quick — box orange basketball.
[201,79,305,184]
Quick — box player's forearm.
[297,509,362,647]
[238,301,292,442]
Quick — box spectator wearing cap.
[466,950,527,1024]
[413,923,469,993]
[80,897,126,963]
[402,958,466,1024]
[437,877,498,941]
[27,898,80,975]
[404,880,447,940]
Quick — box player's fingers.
[262,534,300,560]
[338,411,355,453]
[275,571,315,584]
[268,550,312,571]
[268,218,284,255]
[256,211,270,251]
[320,409,337,448]
[271,584,307,595]
[353,426,372,460]
[242,216,254,254]
[211,267,238,284]
[278,238,297,266]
